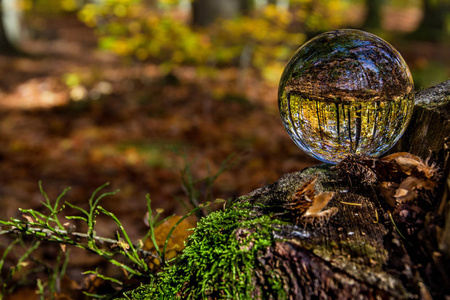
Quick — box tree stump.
[239,80,450,299]
[131,81,450,299]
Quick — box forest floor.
[0,14,448,299]
[0,16,319,299]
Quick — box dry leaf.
[304,191,335,216]
[379,181,398,207]
[144,215,197,267]
[381,152,422,175]
[380,152,440,204]
[286,176,317,216]
[22,214,34,223]
[285,176,337,226]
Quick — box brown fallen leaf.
[144,214,197,268]
[381,152,439,181]
[285,176,337,226]
[380,152,440,204]
[379,181,399,207]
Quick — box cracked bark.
[234,80,450,299]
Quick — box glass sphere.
[278,29,414,164]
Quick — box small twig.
[339,201,362,206]
[373,209,379,224]
[0,226,160,260]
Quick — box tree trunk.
[414,0,450,41]
[389,80,450,159]
[245,80,450,299]
[191,0,242,26]
[240,0,255,16]
[362,0,383,30]
[0,0,23,55]
[221,81,450,299]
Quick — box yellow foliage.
[61,0,78,11]
[20,0,33,11]
[263,4,292,25]
[113,4,128,17]
[78,4,99,27]
[159,0,181,7]
[77,0,352,75]
[112,39,132,56]
[291,0,351,31]
[262,61,286,85]
[210,5,305,75]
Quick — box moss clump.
[125,202,287,299]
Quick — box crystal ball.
[278,29,414,164]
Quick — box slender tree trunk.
[191,0,242,26]
[414,0,450,40]
[240,0,255,16]
[0,0,24,55]
[363,0,383,30]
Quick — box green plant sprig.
[98,206,149,272]
[177,151,238,217]
[0,236,41,298]
[0,181,220,297]
[0,183,152,278]
[0,152,236,298]
[142,195,167,265]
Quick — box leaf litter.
[0,16,316,299]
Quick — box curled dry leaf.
[381,152,440,181]
[379,181,399,207]
[285,176,337,226]
[380,152,440,205]
[381,152,422,175]
[337,152,440,206]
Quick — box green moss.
[124,202,287,300]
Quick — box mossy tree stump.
[130,81,450,299]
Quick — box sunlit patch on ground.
[0,77,69,109]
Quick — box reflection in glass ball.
[278,29,414,164]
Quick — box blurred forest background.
[0,0,449,298]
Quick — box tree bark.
[137,83,449,299]
[391,81,450,262]
[230,80,450,298]
[390,80,450,159]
